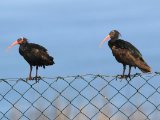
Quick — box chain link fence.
[0,72,160,120]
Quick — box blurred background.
[1,0,160,120]
[0,0,160,78]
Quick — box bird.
[8,37,54,82]
[99,30,151,79]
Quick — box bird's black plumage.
[11,37,54,81]
[101,30,151,78]
[109,39,142,58]
[18,39,54,67]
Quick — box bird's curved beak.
[7,40,19,49]
[99,35,110,48]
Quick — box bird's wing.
[29,43,48,52]
[114,39,142,58]
[110,39,151,72]
[24,43,50,61]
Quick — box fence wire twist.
[0,72,160,120]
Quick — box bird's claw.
[116,75,122,80]
[125,75,132,80]
[26,77,33,81]
[33,76,42,82]
[26,76,42,83]
[116,75,132,81]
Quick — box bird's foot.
[126,75,132,80]
[26,76,42,83]
[26,77,33,81]
[116,75,132,81]
[33,76,42,83]
[116,75,124,81]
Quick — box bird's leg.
[35,66,38,82]
[34,66,42,82]
[36,66,38,78]
[27,65,33,81]
[127,65,132,80]
[121,64,126,78]
[116,64,126,80]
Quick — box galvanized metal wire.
[0,72,160,120]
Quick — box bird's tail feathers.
[47,56,54,65]
[43,55,54,66]
[137,61,151,73]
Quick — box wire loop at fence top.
[0,72,160,120]
[0,72,159,82]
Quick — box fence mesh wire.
[0,72,160,120]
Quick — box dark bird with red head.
[99,30,151,79]
[8,37,54,82]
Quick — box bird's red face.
[99,30,120,47]
[8,38,26,49]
